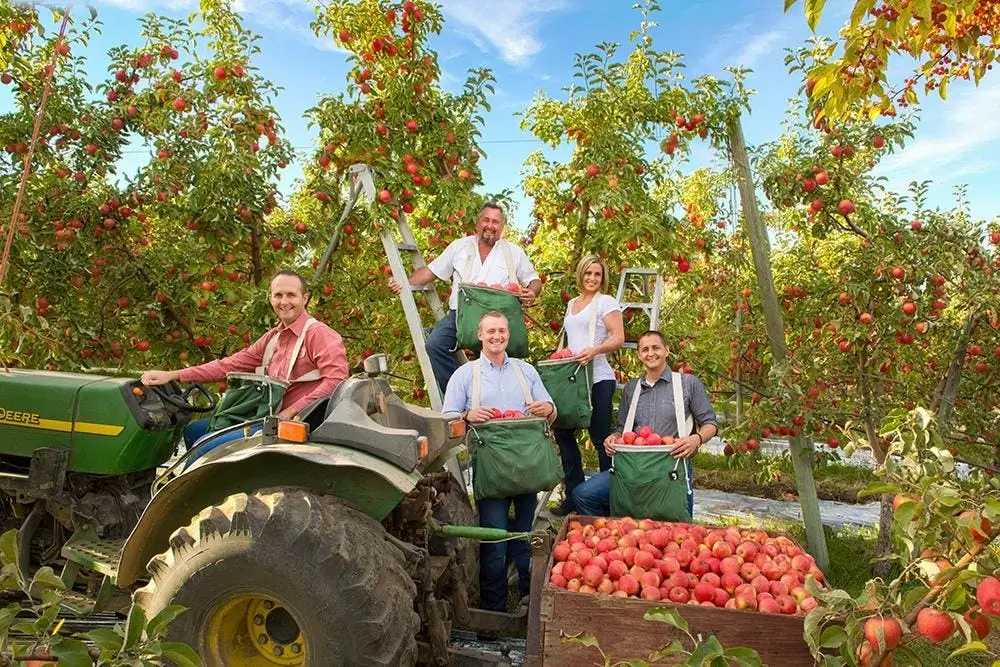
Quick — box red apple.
[915,608,954,643]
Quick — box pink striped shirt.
[177,310,348,414]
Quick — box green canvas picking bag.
[207,319,320,432]
[456,284,528,358]
[609,371,694,521]
[453,240,528,358]
[535,301,599,429]
[468,359,562,500]
[536,359,592,430]
[610,449,691,521]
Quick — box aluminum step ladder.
[615,267,664,349]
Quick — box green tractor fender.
[116,442,420,587]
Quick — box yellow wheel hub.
[205,594,306,666]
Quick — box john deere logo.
[0,407,41,426]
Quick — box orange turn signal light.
[277,419,309,443]
[132,387,144,396]
[418,436,429,458]
[448,419,466,439]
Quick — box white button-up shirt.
[428,235,539,310]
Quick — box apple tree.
[298,0,499,395]
[785,0,1000,122]
[0,1,296,377]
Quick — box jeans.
[477,493,537,612]
[553,379,617,509]
[182,418,262,468]
[425,310,459,398]
[572,460,695,518]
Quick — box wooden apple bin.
[533,515,816,666]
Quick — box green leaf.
[160,642,203,667]
[560,630,601,648]
[643,606,689,633]
[949,640,988,659]
[0,530,18,569]
[688,635,725,665]
[0,603,19,646]
[722,646,763,666]
[146,604,187,639]
[647,640,684,661]
[30,566,67,591]
[818,625,847,649]
[122,603,146,652]
[858,482,899,499]
[804,0,827,31]
[784,0,799,12]
[79,627,124,651]
[50,636,95,667]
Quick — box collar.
[641,368,670,387]
[483,352,510,370]
[276,309,311,335]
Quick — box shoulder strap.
[461,236,477,283]
[256,329,282,376]
[286,318,318,382]
[672,371,694,436]
[508,360,534,405]
[588,295,599,346]
[500,240,517,283]
[623,379,642,432]
[471,357,482,409]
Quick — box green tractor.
[0,356,532,665]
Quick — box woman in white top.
[553,254,625,515]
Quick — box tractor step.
[61,535,123,579]
[59,589,98,616]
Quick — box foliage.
[0,2,294,374]
[785,0,1000,122]
[801,408,999,666]
[0,529,200,666]
[562,605,762,666]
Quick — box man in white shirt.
[391,202,542,396]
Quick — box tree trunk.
[934,311,977,431]
[727,113,829,572]
[858,347,894,576]
[249,220,263,286]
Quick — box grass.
[579,445,877,503]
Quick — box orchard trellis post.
[726,112,830,572]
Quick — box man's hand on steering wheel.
[140,370,180,386]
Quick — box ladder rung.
[396,242,419,252]
[622,341,637,349]
[621,303,654,310]
[621,268,659,275]
[410,284,434,292]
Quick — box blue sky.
[16,0,1000,229]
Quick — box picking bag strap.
[461,237,477,283]
[672,371,694,436]
[471,357,482,410]
[256,330,282,376]
[285,318,317,381]
[623,380,642,433]
[588,297,599,346]
[500,240,517,284]
[509,360,534,405]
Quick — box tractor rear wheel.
[134,489,419,666]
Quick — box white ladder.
[615,267,664,349]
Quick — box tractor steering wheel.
[150,381,217,413]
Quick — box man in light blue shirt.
[443,311,554,619]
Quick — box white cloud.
[701,21,785,71]
[439,0,567,67]
[93,0,345,53]
[878,81,1000,180]
[733,29,786,69]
